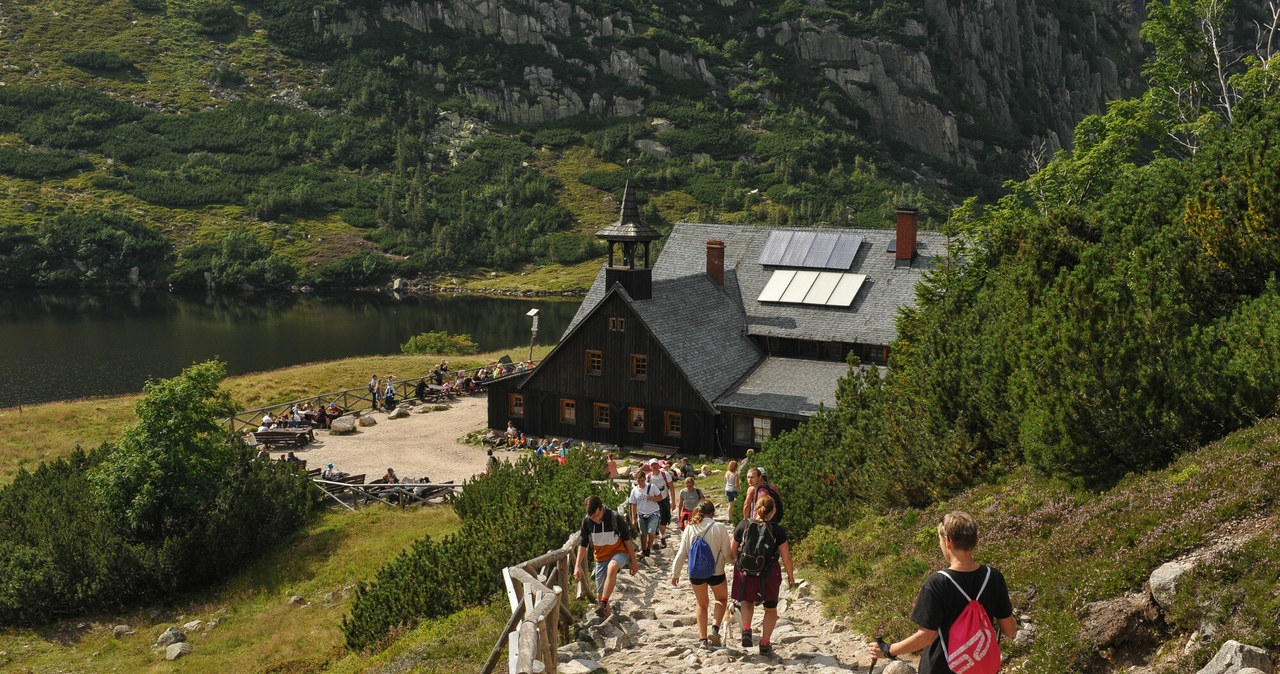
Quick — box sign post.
[526,308,540,363]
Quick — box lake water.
[0,290,581,408]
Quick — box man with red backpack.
[870,511,1017,673]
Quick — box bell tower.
[595,180,661,300]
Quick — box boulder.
[388,406,410,419]
[112,625,132,639]
[1076,590,1161,652]
[561,659,605,674]
[165,642,193,661]
[329,416,358,434]
[618,465,633,479]
[154,626,185,648]
[183,620,203,632]
[884,661,918,674]
[1194,640,1273,674]
[1150,560,1193,608]
[289,595,306,606]
[358,415,377,427]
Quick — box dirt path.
[273,396,516,482]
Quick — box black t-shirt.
[732,519,788,548]
[910,566,1013,674]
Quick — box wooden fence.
[223,361,539,435]
[482,532,593,674]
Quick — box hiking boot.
[758,642,773,656]
[699,638,710,650]
[741,629,753,648]
[594,601,608,619]
[708,628,721,647]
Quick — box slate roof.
[595,181,662,241]
[570,222,947,347]
[609,275,761,406]
[715,357,850,418]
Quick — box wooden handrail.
[483,532,588,674]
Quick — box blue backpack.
[687,526,717,579]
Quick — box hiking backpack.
[736,520,780,577]
[936,567,1000,674]
[687,526,717,579]
[752,483,784,521]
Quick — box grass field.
[0,505,473,673]
[0,345,553,485]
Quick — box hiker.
[415,377,428,402]
[368,374,380,409]
[486,449,499,474]
[680,457,695,480]
[670,500,731,649]
[868,511,1016,672]
[724,460,740,506]
[648,460,673,546]
[284,451,301,464]
[574,495,638,620]
[624,471,663,558]
[731,493,794,656]
[322,462,347,480]
[605,452,619,478]
[677,477,703,531]
[741,466,783,523]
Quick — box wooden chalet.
[488,185,947,456]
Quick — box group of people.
[576,459,1016,671]
[492,420,576,463]
[256,400,343,433]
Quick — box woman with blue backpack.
[669,500,731,649]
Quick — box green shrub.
[36,211,171,286]
[213,66,245,88]
[400,331,479,356]
[577,168,628,193]
[192,0,239,35]
[170,229,297,290]
[61,50,134,73]
[0,147,91,178]
[129,0,165,12]
[540,232,605,265]
[300,250,393,287]
[342,452,612,651]
[0,361,316,625]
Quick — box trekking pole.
[867,657,877,673]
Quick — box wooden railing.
[482,532,593,674]
[223,361,539,435]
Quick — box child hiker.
[869,511,1017,673]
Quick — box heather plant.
[341,451,614,651]
[801,419,1280,672]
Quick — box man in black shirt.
[870,511,1017,673]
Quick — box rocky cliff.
[315,0,1147,169]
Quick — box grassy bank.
[0,345,553,485]
[0,505,465,673]
[801,417,1280,672]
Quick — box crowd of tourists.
[574,460,1016,670]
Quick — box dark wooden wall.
[498,291,719,453]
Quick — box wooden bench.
[629,444,679,463]
[319,473,366,495]
[278,459,307,470]
[253,429,314,448]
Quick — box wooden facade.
[488,291,718,453]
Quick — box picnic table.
[253,428,315,448]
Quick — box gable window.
[630,354,648,380]
[560,399,576,424]
[732,414,772,447]
[664,411,682,438]
[509,394,524,418]
[593,403,611,428]
[609,317,626,331]
[586,350,603,375]
[628,407,645,432]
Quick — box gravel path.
[271,396,517,482]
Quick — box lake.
[0,290,581,408]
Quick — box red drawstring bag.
[936,567,1000,674]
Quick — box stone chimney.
[706,240,725,285]
[896,207,918,267]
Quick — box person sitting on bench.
[322,462,347,480]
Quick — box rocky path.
[559,508,914,674]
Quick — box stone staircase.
[559,513,907,674]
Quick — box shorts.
[592,551,630,591]
[732,562,781,608]
[659,498,672,525]
[691,574,727,587]
[725,490,738,504]
[638,513,660,535]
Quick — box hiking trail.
[561,504,897,674]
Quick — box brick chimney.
[895,207,918,266]
[706,240,725,285]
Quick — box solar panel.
[780,270,819,303]
[803,271,842,304]
[757,269,796,302]
[803,232,840,268]
[781,232,817,266]
[826,273,866,306]
[758,231,793,266]
[827,234,863,270]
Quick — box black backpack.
[736,520,780,577]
